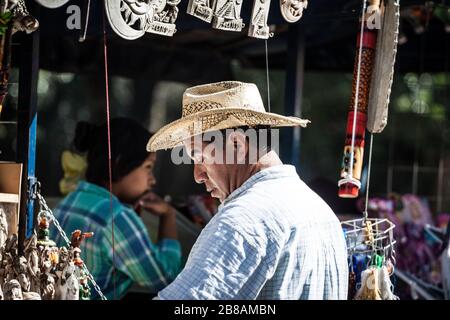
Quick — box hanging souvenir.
[367,0,400,133]
[212,0,245,32]
[23,234,41,293]
[105,0,180,39]
[3,279,23,300]
[187,0,214,23]
[338,0,379,198]
[0,0,38,115]
[70,229,93,267]
[36,211,56,247]
[0,208,7,249]
[342,217,398,300]
[34,0,70,9]
[280,0,308,23]
[248,0,273,39]
[338,0,399,198]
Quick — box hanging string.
[348,0,368,180]
[79,0,91,42]
[102,10,116,300]
[264,39,271,112]
[363,133,374,221]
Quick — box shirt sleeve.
[102,208,182,292]
[157,220,270,300]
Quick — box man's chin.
[209,189,225,202]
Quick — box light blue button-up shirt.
[158,165,348,300]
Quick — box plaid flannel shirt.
[50,181,182,299]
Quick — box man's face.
[184,133,247,202]
[184,139,236,202]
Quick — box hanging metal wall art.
[34,0,70,9]
[212,0,245,32]
[248,0,273,39]
[187,0,214,23]
[105,0,181,39]
[280,0,308,23]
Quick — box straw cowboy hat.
[147,81,310,152]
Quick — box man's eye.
[193,154,203,163]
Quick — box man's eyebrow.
[190,148,200,157]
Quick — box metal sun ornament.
[105,0,181,39]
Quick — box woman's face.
[114,153,157,203]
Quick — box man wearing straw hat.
[147,81,348,299]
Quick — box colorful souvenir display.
[0,214,95,300]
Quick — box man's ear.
[228,131,248,164]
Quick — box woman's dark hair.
[73,117,152,185]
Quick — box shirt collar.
[219,164,298,210]
[77,180,117,200]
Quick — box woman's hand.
[136,192,176,218]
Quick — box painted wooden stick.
[338,0,379,198]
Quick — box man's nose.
[193,164,207,184]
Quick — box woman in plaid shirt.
[51,118,182,299]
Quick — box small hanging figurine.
[24,234,41,294]
[187,0,214,23]
[70,229,94,250]
[3,279,23,300]
[212,0,245,32]
[354,266,382,300]
[0,207,8,249]
[37,212,56,248]
[378,262,398,300]
[40,272,55,300]
[2,234,18,284]
[39,246,56,300]
[13,256,30,293]
[55,247,79,300]
[148,0,181,36]
[280,0,308,23]
[70,229,93,267]
[78,268,90,300]
[248,0,273,39]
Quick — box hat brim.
[147,108,310,152]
